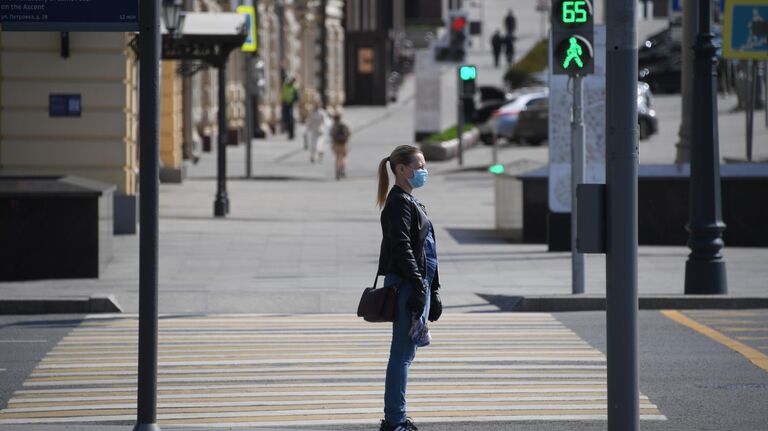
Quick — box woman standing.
[305,103,329,164]
[376,145,442,431]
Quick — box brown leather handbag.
[356,275,399,323]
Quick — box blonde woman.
[375,145,442,431]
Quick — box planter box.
[420,128,481,161]
[0,176,115,280]
[509,164,768,249]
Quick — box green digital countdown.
[551,0,594,75]
[561,0,589,24]
[460,65,476,81]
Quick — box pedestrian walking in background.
[504,9,516,36]
[504,33,516,66]
[281,77,299,140]
[305,102,330,164]
[491,30,503,68]
[330,113,351,180]
[376,145,442,431]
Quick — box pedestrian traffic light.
[435,11,469,62]
[551,0,594,75]
[458,65,476,98]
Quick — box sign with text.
[1,0,138,32]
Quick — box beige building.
[0,30,139,232]
[0,0,345,233]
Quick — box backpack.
[332,123,349,144]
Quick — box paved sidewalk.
[1,82,766,314]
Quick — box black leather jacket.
[377,185,440,292]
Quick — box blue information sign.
[1,0,138,32]
[49,94,81,117]
[723,0,768,59]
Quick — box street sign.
[49,94,81,118]
[551,0,595,75]
[723,0,768,60]
[0,0,138,32]
[236,5,257,52]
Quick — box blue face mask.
[408,168,428,188]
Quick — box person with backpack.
[329,113,351,180]
[375,144,442,431]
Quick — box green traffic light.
[562,36,584,69]
[460,66,476,81]
[489,164,505,175]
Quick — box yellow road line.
[661,310,768,373]
[717,327,768,333]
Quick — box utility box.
[0,176,114,281]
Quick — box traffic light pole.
[245,53,254,179]
[135,0,161,428]
[605,0,639,429]
[571,74,585,295]
[457,96,464,166]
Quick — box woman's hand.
[428,290,442,322]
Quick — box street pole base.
[214,198,229,217]
[684,259,728,294]
[132,423,161,431]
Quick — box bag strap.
[373,274,379,289]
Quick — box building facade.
[0,0,346,235]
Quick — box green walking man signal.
[563,36,584,68]
[551,0,594,75]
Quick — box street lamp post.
[214,65,230,216]
[684,0,727,294]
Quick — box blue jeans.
[383,273,431,425]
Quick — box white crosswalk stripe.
[0,313,666,427]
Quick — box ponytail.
[376,145,422,209]
[377,157,390,209]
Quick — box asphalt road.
[0,310,765,431]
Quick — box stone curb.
[0,294,123,315]
[477,294,768,312]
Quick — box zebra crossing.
[0,313,666,427]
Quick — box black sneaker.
[379,417,418,431]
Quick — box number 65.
[562,0,587,24]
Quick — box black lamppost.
[214,62,230,216]
[159,13,246,217]
[162,0,184,35]
[684,0,727,294]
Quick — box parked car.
[638,26,724,94]
[475,86,512,145]
[512,82,658,145]
[490,88,549,141]
[637,81,658,140]
[514,96,548,146]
